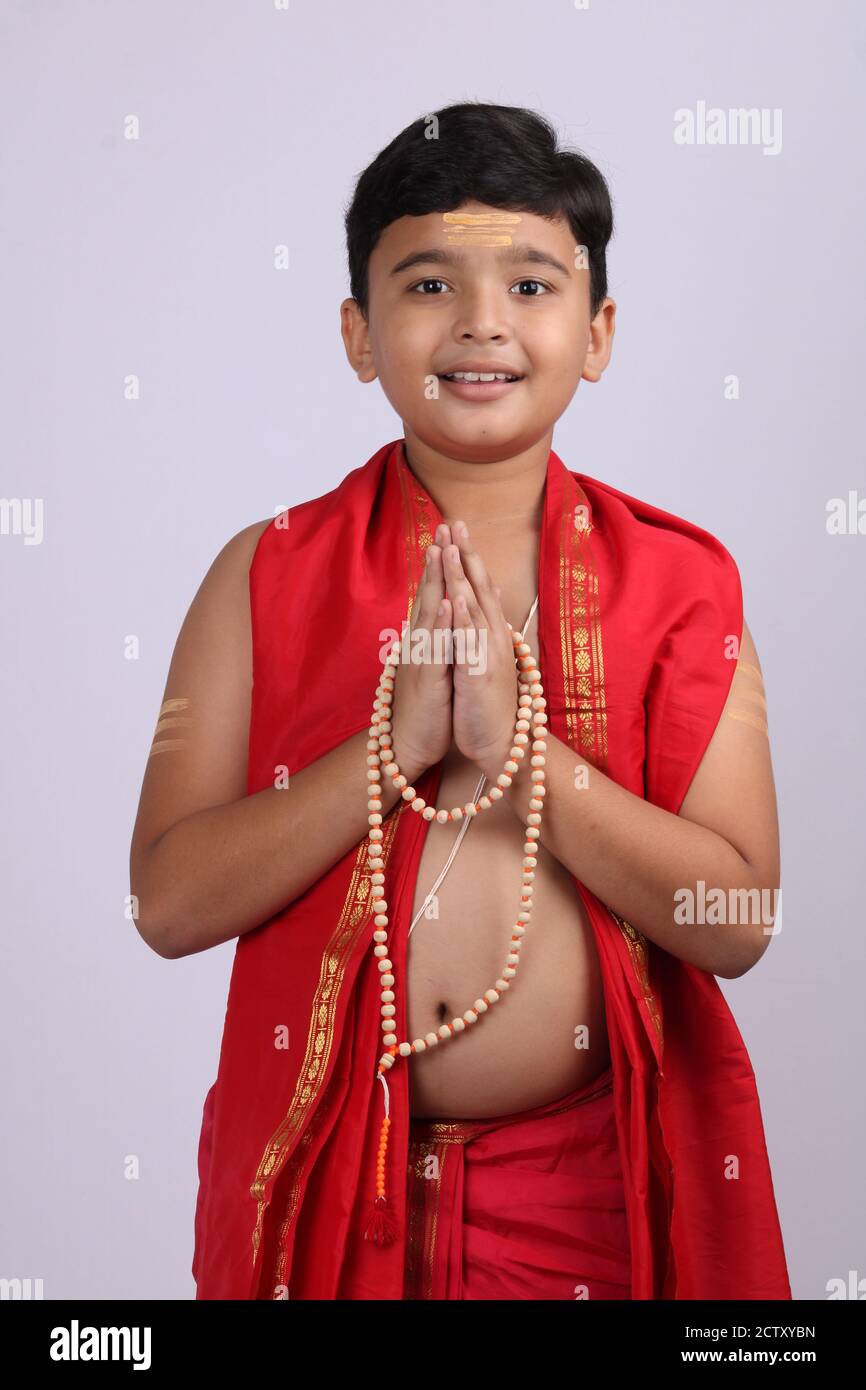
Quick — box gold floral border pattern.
[560,473,609,765]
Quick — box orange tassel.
[364,1093,399,1244]
[364,1194,399,1246]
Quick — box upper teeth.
[443,372,518,382]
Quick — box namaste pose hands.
[389,520,520,785]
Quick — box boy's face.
[341,201,615,463]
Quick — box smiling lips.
[437,363,525,401]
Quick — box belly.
[405,746,609,1119]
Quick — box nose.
[450,280,512,343]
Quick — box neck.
[400,433,551,530]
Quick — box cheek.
[528,333,587,394]
[375,346,437,407]
[528,315,582,358]
[377,313,433,370]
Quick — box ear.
[582,298,616,384]
[340,298,378,383]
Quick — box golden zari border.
[609,909,663,1045]
[560,473,609,764]
[397,442,435,623]
[261,1066,341,1297]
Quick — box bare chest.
[404,735,609,1119]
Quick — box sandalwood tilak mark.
[362,626,548,1245]
[442,210,522,247]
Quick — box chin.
[413,420,541,463]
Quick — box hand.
[442,521,520,783]
[388,524,455,785]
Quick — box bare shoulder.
[206,516,274,585]
[159,512,275,734]
[166,516,274,680]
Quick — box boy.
[130,101,790,1300]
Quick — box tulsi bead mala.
[363,626,548,1244]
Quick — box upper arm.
[677,617,780,903]
[129,517,272,945]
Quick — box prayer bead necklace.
[363,624,548,1245]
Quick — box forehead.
[370,203,576,279]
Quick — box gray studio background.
[1,0,863,1300]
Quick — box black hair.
[344,100,614,321]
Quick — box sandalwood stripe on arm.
[734,659,765,684]
[148,696,193,756]
[149,739,189,756]
[726,708,770,737]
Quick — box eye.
[510,279,551,297]
[410,278,450,295]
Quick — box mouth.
[437,370,525,401]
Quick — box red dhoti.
[403,1065,631,1301]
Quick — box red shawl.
[192,438,790,1300]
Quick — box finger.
[452,589,487,678]
[434,595,452,629]
[451,592,475,666]
[414,544,445,628]
[443,542,484,628]
[450,521,501,629]
[424,595,454,677]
